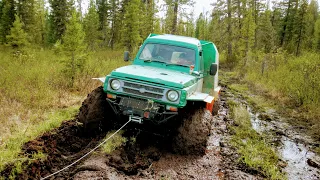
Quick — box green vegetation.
[0,47,128,173]
[0,106,78,174]
[102,130,127,154]
[228,101,286,180]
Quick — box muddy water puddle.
[247,105,320,179]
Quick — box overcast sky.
[157,0,213,18]
[191,0,213,17]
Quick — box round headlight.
[110,79,121,90]
[167,90,179,102]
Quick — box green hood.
[110,65,196,88]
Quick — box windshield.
[139,43,196,66]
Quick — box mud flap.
[204,96,215,114]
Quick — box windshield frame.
[137,43,197,68]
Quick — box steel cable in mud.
[41,119,132,180]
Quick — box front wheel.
[78,86,115,134]
[172,108,213,155]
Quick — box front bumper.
[106,95,178,124]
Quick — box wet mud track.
[5,87,318,179]
[0,89,268,179]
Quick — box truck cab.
[102,34,220,124]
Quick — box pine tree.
[209,0,227,50]
[108,0,120,49]
[121,0,141,52]
[304,0,319,50]
[195,13,205,39]
[49,0,73,43]
[164,0,194,34]
[139,0,157,39]
[83,0,100,51]
[5,14,29,49]
[62,10,87,87]
[44,11,56,46]
[293,0,308,56]
[185,11,195,37]
[153,17,161,34]
[257,10,276,53]
[314,18,320,51]
[33,0,46,45]
[242,0,256,65]
[97,0,109,47]
[0,1,3,21]
[0,0,15,43]
[16,0,36,43]
[226,0,233,66]
[279,0,299,50]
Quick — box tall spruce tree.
[293,0,308,56]
[108,0,120,49]
[209,0,227,50]
[139,0,156,39]
[257,10,276,53]
[121,0,141,52]
[97,0,109,47]
[305,0,319,50]
[33,0,46,45]
[0,0,15,43]
[185,11,195,37]
[164,0,194,34]
[226,0,233,66]
[62,10,87,87]
[0,1,3,21]
[83,0,100,51]
[49,0,73,43]
[16,0,36,43]
[6,14,28,49]
[279,0,299,50]
[314,18,320,51]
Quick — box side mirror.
[124,51,130,61]
[210,63,218,76]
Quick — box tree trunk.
[171,0,178,34]
[227,0,233,67]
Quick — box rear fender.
[186,86,221,114]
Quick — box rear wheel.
[172,107,213,155]
[78,86,115,134]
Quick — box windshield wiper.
[143,59,167,64]
[165,63,190,67]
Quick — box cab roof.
[147,34,201,47]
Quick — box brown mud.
[0,87,283,179]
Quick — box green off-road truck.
[78,34,221,154]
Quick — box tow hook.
[129,115,143,124]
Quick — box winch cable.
[41,119,132,180]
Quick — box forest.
[0,0,320,178]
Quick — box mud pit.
[0,88,278,179]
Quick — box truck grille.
[123,81,164,100]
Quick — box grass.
[228,101,286,180]
[244,52,320,140]
[0,46,129,175]
[220,62,320,143]
[0,106,79,173]
[102,130,127,154]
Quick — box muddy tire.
[78,86,114,134]
[173,108,213,155]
